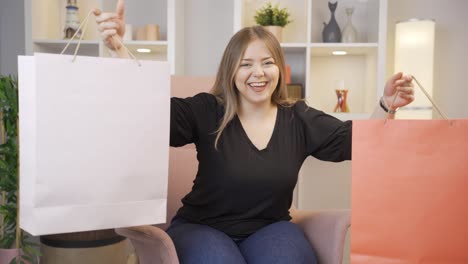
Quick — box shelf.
[121,0,168,41]
[27,0,180,73]
[310,43,378,56]
[101,43,168,61]
[33,39,99,45]
[281,43,308,48]
[327,112,371,120]
[283,47,307,86]
[280,43,307,54]
[32,39,168,59]
[123,40,168,46]
[310,42,378,48]
[311,0,381,43]
[33,39,99,56]
[307,50,378,114]
[123,41,167,58]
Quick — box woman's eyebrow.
[241,57,274,61]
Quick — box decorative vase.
[263,25,283,42]
[145,24,160,41]
[63,0,81,39]
[322,1,341,42]
[333,89,350,112]
[342,7,358,43]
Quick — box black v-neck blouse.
[170,93,351,237]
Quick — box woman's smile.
[248,81,269,92]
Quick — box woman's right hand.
[93,0,126,52]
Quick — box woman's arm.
[370,101,393,119]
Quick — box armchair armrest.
[291,209,351,264]
[115,226,179,264]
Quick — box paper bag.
[18,53,170,236]
[351,120,468,263]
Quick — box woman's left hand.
[382,72,415,110]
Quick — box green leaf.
[23,244,42,257]
[0,234,15,248]
[20,254,33,262]
[0,158,9,169]
[0,75,21,253]
[254,2,291,27]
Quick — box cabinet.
[24,0,184,74]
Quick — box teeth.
[249,82,267,87]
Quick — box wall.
[0,0,25,76]
[386,0,468,118]
[183,0,233,76]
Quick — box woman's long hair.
[211,26,295,149]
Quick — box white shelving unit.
[24,0,183,74]
[234,0,387,116]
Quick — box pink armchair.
[115,76,351,264]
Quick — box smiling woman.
[235,40,279,106]
[210,26,295,149]
[233,39,281,151]
[94,1,415,263]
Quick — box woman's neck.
[238,100,277,120]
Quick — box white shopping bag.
[18,53,170,236]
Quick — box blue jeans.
[166,217,317,264]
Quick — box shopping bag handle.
[387,75,449,120]
[61,10,141,67]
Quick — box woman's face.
[234,39,279,107]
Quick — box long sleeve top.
[170,92,351,237]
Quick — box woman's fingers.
[92,8,101,16]
[95,12,119,23]
[402,74,413,82]
[97,21,120,32]
[100,29,117,40]
[397,85,414,95]
[100,29,122,50]
[398,93,415,102]
[116,0,125,17]
[389,72,403,84]
[94,1,125,51]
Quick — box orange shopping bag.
[351,119,468,264]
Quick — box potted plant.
[0,75,40,264]
[254,2,292,42]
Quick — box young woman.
[94,1,414,263]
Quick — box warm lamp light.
[394,19,435,119]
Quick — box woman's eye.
[240,63,251,67]
[264,61,275,65]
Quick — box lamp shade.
[394,19,435,119]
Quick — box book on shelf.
[287,83,303,100]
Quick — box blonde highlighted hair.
[211,26,295,149]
